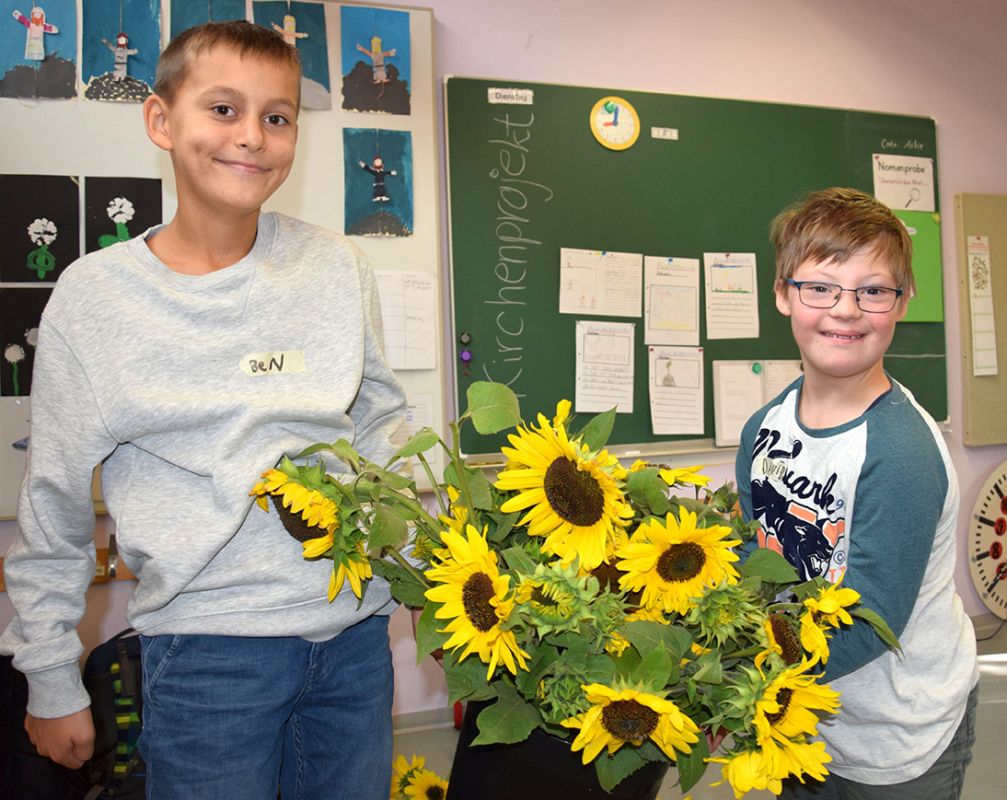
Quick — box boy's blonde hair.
[770,187,915,296]
[154,20,302,104]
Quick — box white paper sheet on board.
[966,236,998,376]
[644,256,700,346]
[648,345,704,435]
[375,270,438,370]
[712,360,802,446]
[575,319,635,413]
[560,248,643,318]
[872,153,935,212]
[704,252,759,339]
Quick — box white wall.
[3,0,1007,716]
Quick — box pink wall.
[3,0,1006,715]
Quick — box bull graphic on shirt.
[752,477,839,581]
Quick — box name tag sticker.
[241,350,306,376]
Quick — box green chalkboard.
[445,77,946,456]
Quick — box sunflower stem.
[448,419,478,523]
[387,546,431,588]
[417,451,448,516]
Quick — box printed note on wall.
[575,319,635,413]
[967,236,998,377]
[704,252,759,340]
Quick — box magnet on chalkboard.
[460,349,473,364]
[752,362,762,374]
[459,332,471,345]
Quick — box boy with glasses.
[736,188,978,798]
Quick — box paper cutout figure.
[344,128,413,237]
[102,31,137,80]
[340,5,410,114]
[99,197,135,247]
[26,218,57,279]
[11,6,58,61]
[356,36,395,86]
[272,14,307,48]
[359,156,397,203]
[4,345,25,395]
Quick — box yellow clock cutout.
[590,96,640,151]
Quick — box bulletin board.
[445,77,947,457]
[0,1,443,518]
[955,193,1007,446]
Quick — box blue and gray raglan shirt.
[736,376,978,784]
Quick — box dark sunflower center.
[765,688,793,725]
[769,614,803,665]
[543,458,605,527]
[271,494,324,543]
[601,700,659,745]
[656,542,706,583]
[462,572,498,632]
[424,788,445,800]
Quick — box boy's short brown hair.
[770,187,915,296]
[154,20,302,104]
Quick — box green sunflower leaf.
[579,407,616,451]
[466,469,495,510]
[414,601,449,662]
[390,427,440,461]
[501,546,537,575]
[444,650,497,704]
[367,505,409,553]
[692,652,724,684]
[471,681,541,745]
[515,643,560,698]
[851,607,902,653]
[371,561,428,607]
[623,620,692,661]
[739,548,799,585]
[676,736,710,793]
[632,641,673,690]
[329,439,361,471]
[466,381,521,434]
[595,746,647,792]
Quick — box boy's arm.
[820,433,948,681]
[347,248,407,466]
[0,319,117,719]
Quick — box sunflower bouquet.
[250,382,898,798]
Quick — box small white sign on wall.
[872,153,935,211]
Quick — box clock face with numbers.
[589,96,640,151]
[969,459,1007,620]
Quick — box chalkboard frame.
[445,76,946,458]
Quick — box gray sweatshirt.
[0,212,407,718]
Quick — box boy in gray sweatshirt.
[0,21,406,799]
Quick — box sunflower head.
[616,509,741,616]
[804,581,860,629]
[401,767,448,800]
[658,465,712,491]
[683,580,763,649]
[756,613,805,672]
[391,754,426,799]
[561,683,700,764]
[424,525,529,678]
[513,561,599,636]
[708,747,784,799]
[494,413,632,571]
[753,660,840,746]
[250,463,338,541]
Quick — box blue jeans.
[778,682,979,800]
[138,615,393,800]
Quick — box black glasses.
[785,279,904,313]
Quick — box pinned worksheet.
[560,248,642,317]
[575,320,635,413]
[704,252,759,339]
[374,270,437,370]
[712,360,802,446]
[648,346,704,435]
[644,256,700,346]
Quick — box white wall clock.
[969,459,1007,619]
[589,96,640,151]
